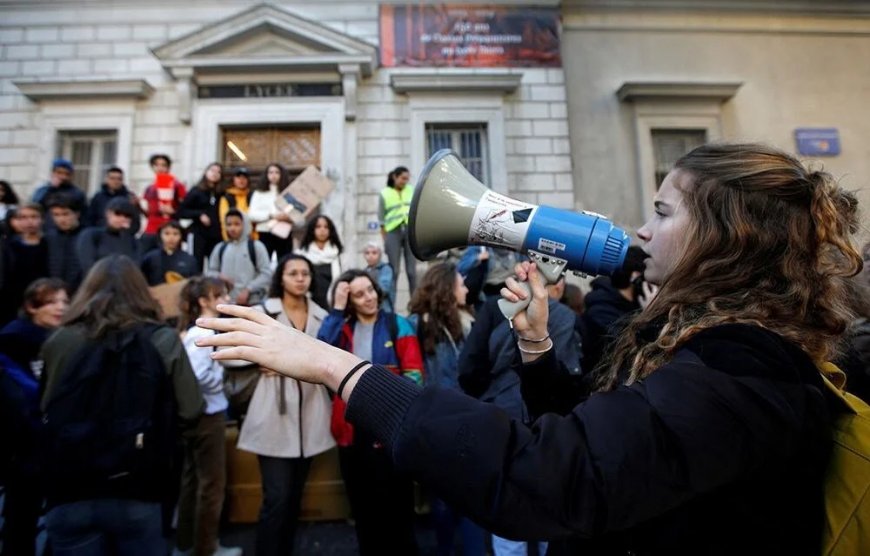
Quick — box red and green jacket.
[318,309,423,446]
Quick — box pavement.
[221,516,452,555]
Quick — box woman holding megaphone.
[195,143,861,555]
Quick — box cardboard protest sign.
[274,166,335,227]
[149,278,188,319]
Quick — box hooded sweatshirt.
[206,214,272,302]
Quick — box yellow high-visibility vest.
[381,185,414,232]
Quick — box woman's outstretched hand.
[195,305,363,396]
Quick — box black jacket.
[77,226,139,273]
[838,318,870,404]
[0,237,48,326]
[347,323,833,555]
[177,187,221,241]
[46,226,84,291]
[87,184,141,235]
[139,248,200,286]
[581,277,640,373]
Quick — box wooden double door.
[222,126,321,184]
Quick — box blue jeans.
[492,534,548,556]
[431,497,486,556]
[45,499,165,556]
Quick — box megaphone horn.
[409,149,630,319]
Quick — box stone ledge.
[14,79,154,101]
[391,72,523,94]
[616,82,742,102]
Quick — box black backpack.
[217,239,257,269]
[42,324,176,503]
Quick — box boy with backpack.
[206,209,271,306]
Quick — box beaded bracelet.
[337,360,371,398]
[517,339,554,355]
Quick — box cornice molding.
[391,72,523,94]
[14,79,154,101]
[616,82,742,102]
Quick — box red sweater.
[143,175,186,234]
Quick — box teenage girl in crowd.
[408,263,484,556]
[41,256,203,556]
[140,221,200,286]
[200,143,862,555]
[175,277,241,556]
[178,162,224,270]
[295,215,343,310]
[317,269,422,556]
[237,254,334,556]
[0,278,68,556]
[249,163,293,260]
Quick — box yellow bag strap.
[819,362,860,415]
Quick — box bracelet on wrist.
[515,332,550,343]
[336,360,371,398]
[517,338,553,355]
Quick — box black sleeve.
[76,229,97,272]
[176,190,202,220]
[139,252,159,286]
[347,339,823,541]
[515,349,590,417]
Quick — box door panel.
[222,126,322,183]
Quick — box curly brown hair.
[408,262,465,355]
[599,143,863,390]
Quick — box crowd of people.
[1,143,869,556]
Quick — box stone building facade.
[0,0,572,275]
[1,0,868,270]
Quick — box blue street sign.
[367,221,380,230]
[795,128,840,156]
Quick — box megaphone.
[409,149,630,319]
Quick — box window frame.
[409,94,507,193]
[57,130,119,196]
[38,103,133,196]
[425,122,490,185]
[631,102,723,218]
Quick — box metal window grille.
[57,130,118,196]
[425,123,489,184]
[651,129,706,189]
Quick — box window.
[651,129,706,189]
[425,123,489,183]
[56,130,118,196]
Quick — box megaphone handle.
[496,252,567,322]
[497,282,532,321]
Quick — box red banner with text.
[380,4,561,68]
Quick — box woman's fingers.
[215,304,276,325]
[196,315,266,337]
[503,276,529,300]
[208,344,260,363]
[195,329,264,349]
[526,263,548,298]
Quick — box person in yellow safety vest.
[379,166,416,298]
